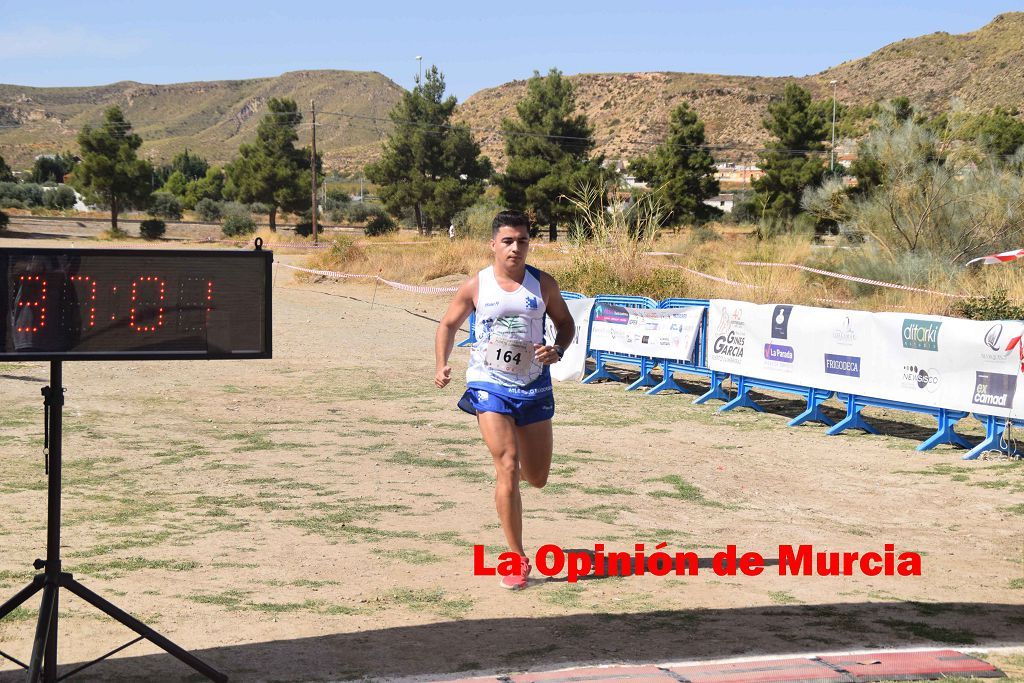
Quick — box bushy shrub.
[293,221,314,237]
[195,198,221,222]
[952,290,1024,321]
[323,189,350,212]
[219,201,250,217]
[688,224,721,245]
[326,234,365,268]
[364,211,397,236]
[249,202,270,215]
[0,182,44,208]
[148,192,183,220]
[42,185,77,210]
[222,213,256,236]
[139,218,166,240]
[453,198,504,240]
[0,210,8,232]
[346,201,385,223]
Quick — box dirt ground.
[0,235,1022,682]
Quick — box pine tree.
[496,69,603,241]
[629,103,720,226]
[751,84,830,223]
[70,107,153,234]
[366,66,491,235]
[0,155,14,182]
[223,98,317,231]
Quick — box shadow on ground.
[2,601,1021,682]
[608,370,979,450]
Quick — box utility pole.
[310,100,318,244]
[829,80,838,175]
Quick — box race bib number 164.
[485,336,532,377]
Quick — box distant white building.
[703,193,735,213]
[714,163,763,185]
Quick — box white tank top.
[466,265,552,398]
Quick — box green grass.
[245,599,324,614]
[220,431,307,452]
[70,530,173,558]
[581,485,635,496]
[372,548,444,564]
[0,607,35,622]
[565,504,621,525]
[74,557,200,579]
[536,482,573,494]
[151,443,209,465]
[768,590,803,605]
[389,450,469,470]
[263,578,340,588]
[186,589,249,608]
[385,588,474,619]
[647,475,729,508]
[540,584,586,608]
[1008,578,1024,589]
[69,496,176,526]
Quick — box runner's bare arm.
[434,275,478,388]
[535,272,575,365]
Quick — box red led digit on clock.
[69,275,97,328]
[129,276,166,333]
[15,275,47,333]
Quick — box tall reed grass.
[300,213,1024,320]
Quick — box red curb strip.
[509,665,678,682]
[438,650,1005,683]
[668,657,849,683]
[817,650,1003,682]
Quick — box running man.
[434,210,575,590]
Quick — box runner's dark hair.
[492,210,530,237]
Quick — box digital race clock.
[0,247,272,360]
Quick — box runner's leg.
[477,411,524,557]
[516,419,553,489]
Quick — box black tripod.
[0,361,227,682]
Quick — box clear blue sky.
[1,1,1019,100]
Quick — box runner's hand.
[435,366,452,388]
[534,344,560,366]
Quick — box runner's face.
[491,226,530,268]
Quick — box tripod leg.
[61,577,227,683]
[26,584,57,683]
[0,576,44,620]
[45,582,58,680]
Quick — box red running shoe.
[500,554,531,590]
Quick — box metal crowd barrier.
[581,295,659,391]
[453,290,1020,459]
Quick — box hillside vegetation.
[458,12,1024,167]
[2,13,1024,172]
[0,70,404,174]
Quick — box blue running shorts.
[458,388,555,426]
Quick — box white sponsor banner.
[706,300,875,393]
[878,313,1024,417]
[589,304,703,363]
[708,299,1024,418]
[546,297,596,382]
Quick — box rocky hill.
[0,70,405,174]
[458,12,1024,167]
[2,13,1023,174]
